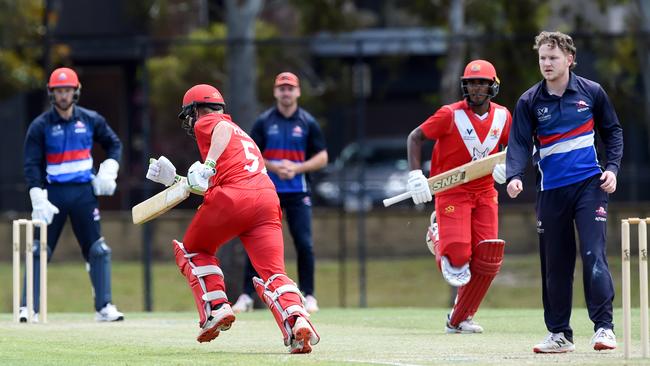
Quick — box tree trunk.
[440,0,466,105]
[636,0,650,158]
[225,0,262,131]
[222,0,262,301]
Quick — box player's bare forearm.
[206,121,233,163]
[296,150,328,174]
[407,127,427,171]
[263,158,283,175]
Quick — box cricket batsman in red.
[145,84,319,353]
[406,60,511,333]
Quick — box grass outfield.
[0,255,642,312]
[0,308,648,365]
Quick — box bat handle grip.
[383,192,412,207]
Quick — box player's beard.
[279,96,297,108]
[468,94,489,106]
[55,99,73,112]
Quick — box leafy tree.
[147,21,279,163]
[0,0,45,100]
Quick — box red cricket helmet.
[460,59,500,100]
[178,84,226,138]
[48,67,80,89]
[47,67,81,105]
[179,84,225,118]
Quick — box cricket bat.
[132,177,203,224]
[383,151,506,207]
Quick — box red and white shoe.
[591,327,617,351]
[197,304,236,343]
[289,316,320,354]
[445,316,484,334]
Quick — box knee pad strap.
[192,265,224,277]
[253,274,308,346]
[173,240,227,327]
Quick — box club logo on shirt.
[462,128,477,141]
[576,100,590,113]
[51,124,63,136]
[489,128,500,138]
[471,147,490,160]
[268,124,279,135]
[537,107,551,122]
[292,125,303,137]
[595,206,607,222]
[74,120,86,133]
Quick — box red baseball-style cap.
[274,72,299,87]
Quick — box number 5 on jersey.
[241,140,266,174]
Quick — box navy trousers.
[22,183,112,311]
[243,192,315,296]
[536,174,615,340]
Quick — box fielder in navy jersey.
[21,67,124,322]
[231,72,328,314]
[506,32,623,353]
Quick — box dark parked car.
[312,138,431,211]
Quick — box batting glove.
[187,159,217,193]
[492,163,506,184]
[407,169,432,205]
[29,187,59,225]
[146,156,178,186]
[92,158,119,196]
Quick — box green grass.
[0,255,640,312]
[1,255,647,365]
[0,308,648,365]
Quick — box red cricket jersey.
[194,114,274,190]
[419,100,512,195]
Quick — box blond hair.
[533,31,577,69]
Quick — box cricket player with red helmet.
[406,60,511,333]
[145,84,319,353]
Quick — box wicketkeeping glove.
[187,159,217,193]
[407,169,432,205]
[92,158,119,196]
[29,187,59,225]
[146,156,178,186]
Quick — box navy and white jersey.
[507,73,623,191]
[24,106,122,188]
[250,107,326,193]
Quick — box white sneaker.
[445,316,483,334]
[305,295,319,313]
[425,211,438,256]
[290,316,320,354]
[440,256,471,287]
[197,303,236,343]
[231,294,254,313]
[533,332,575,353]
[18,307,38,323]
[591,327,617,351]
[95,303,124,322]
